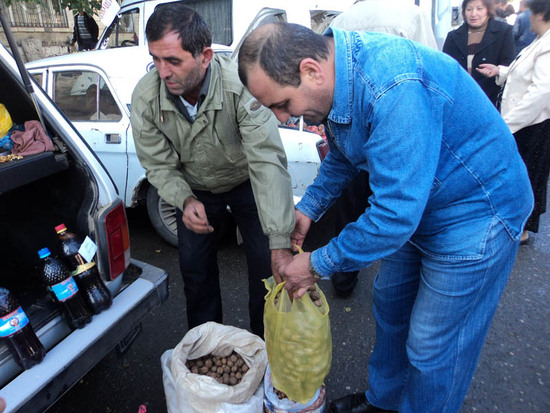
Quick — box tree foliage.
[5,0,103,16]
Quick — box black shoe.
[332,271,359,298]
[328,392,397,413]
[334,285,355,298]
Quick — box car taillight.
[103,202,130,280]
[316,140,329,161]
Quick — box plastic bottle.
[37,248,91,329]
[0,287,46,370]
[54,224,112,314]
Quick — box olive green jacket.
[131,54,294,249]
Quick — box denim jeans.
[176,180,270,337]
[366,219,519,412]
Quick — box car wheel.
[146,185,178,247]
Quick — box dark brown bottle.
[37,247,92,329]
[0,287,46,369]
[55,224,112,314]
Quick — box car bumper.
[0,259,168,413]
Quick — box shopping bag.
[263,276,331,404]
[0,103,13,137]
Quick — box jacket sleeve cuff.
[310,249,332,280]
[268,234,292,250]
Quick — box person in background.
[238,22,532,413]
[327,0,438,298]
[131,4,295,338]
[71,10,99,51]
[477,0,550,245]
[0,397,5,413]
[496,0,517,22]
[443,0,516,106]
[514,0,537,53]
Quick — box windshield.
[100,7,140,48]
[99,0,233,49]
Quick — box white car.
[26,0,345,246]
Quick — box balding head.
[238,22,331,88]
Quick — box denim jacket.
[298,28,533,277]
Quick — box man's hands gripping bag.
[263,276,332,404]
[166,322,267,413]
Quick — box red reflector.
[104,203,130,280]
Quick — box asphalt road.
[49,199,549,413]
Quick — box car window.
[53,71,122,122]
[101,0,232,49]
[31,72,43,86]
[187,0,232,45]
[105,7,140,48]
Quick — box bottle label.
[48,277,79,302]
[78,236,98,263]
[0,306,30,337]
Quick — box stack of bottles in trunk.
[0,224,113,371]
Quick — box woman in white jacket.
[477,0,550,244]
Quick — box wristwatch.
[309,255,322,280]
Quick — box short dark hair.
[527,0,550,21]
[462,0,496,19]
[238,22,331,88]
[145,2,211,57]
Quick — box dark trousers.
[176,180,270,337]
[77,39,96,51]
[514,119,550,233]
[332,170,372,292]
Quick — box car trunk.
[0,49,115,388]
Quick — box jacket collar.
[325,27,353,125]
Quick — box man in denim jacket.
[238,23,533,413]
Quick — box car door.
[32,66,130,201]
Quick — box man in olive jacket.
[130,3,295,337]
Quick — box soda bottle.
[37,248,91,329]
[54,224,112,314]
[0,287,46,370]
[71,262,112,314]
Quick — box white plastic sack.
[162,322,267,413]
[263,364,326,413]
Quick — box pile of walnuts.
[308,288,322,307]
[274,287,323,308]
[273,387,288,400]
[185,351,249,386]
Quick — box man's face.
[148,31,210,97]
[245,65,332,124]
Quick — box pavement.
[49,195,549,412]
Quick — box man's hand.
[280,251,317,298]
[271,248,294,283]
[476,63,499,78]
[182,196,214,234]
[291,209,312,251]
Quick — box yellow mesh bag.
[263,276,332,404]
[0,104,13,137]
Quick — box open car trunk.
[0,37,168,412]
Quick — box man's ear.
[299,58,324,85]
[200,47,214,67]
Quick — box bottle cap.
[38,248,51,259]
[55,223,67,234]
